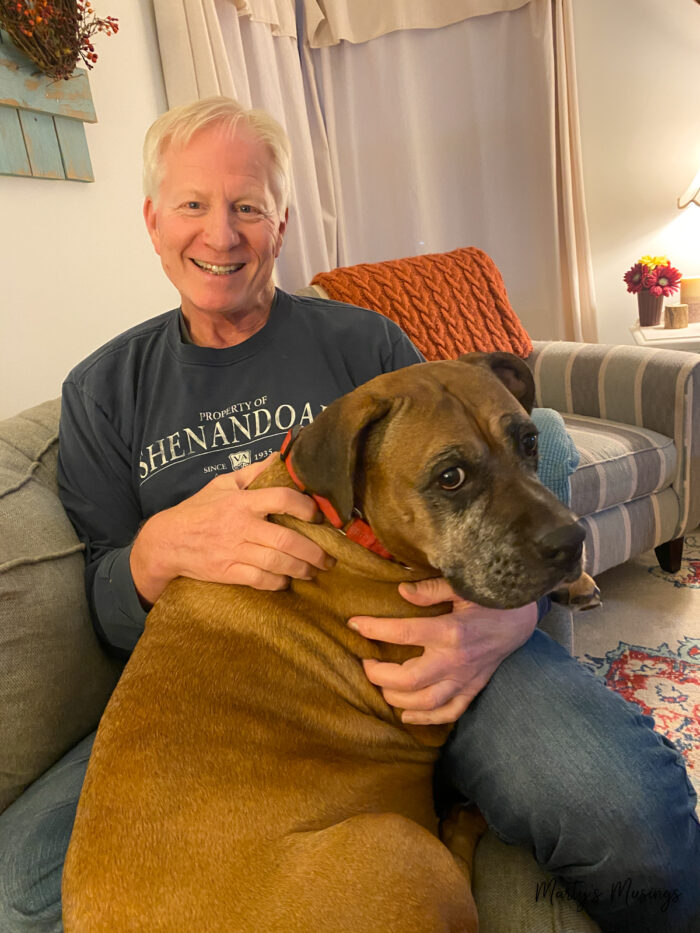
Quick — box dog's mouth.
[439,527,585,610]
[444,562,582,609]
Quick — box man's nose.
[202,206,241,250]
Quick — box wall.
[573,0,700,346]
[4,0,700,417]
[0,0,175,418]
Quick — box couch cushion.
[309,247,533,360]
[564,414,677,518]
[0,399,121,815]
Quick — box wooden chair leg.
[654,537,684,573]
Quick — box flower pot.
[637,290,663,327]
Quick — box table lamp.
[678,164,700,209]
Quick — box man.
[0,97,697,933]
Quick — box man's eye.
[234,204,259,217]
[185,201,201,210]
[437,466,466,491]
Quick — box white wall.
[0,0,175,418]
[4,0,700,417]
[573,0,700,346]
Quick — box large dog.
[63,352,585,932]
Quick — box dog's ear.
[457,351,535,414]
[289,391,394,523]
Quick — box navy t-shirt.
[57,289,424,655]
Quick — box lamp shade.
[678,164,700,208]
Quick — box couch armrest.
[528,340,700,534]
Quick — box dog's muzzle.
[537,522,585,573]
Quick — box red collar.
[280,428,394,561]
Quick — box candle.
[680,278,700,322]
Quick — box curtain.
[551,0,598,342]
[302,0,531,47]
[308,0,597,341]
[152,0,598,341]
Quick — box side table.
[629,320,700,352]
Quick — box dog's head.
[287,352,583,608]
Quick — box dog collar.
[280,427,394,561]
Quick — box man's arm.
[58,380,152,655]
[58,381,331,657]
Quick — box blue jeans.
[1,633,698,933]
[435,631,700,932]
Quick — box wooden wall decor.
[0,29,96,182]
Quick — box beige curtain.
[552,0,598,342]
[307,0,598,342]
[151,0,335,292]
[152,0,598,342]
[303,0,531,47]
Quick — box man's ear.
[143,198,161,255]
[457,351,536,414]
[289,390,394,523]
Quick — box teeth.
[192,259,243,275]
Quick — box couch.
[2,247,698,932]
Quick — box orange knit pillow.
[310,247,532,361]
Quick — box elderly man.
[0,97,697,933]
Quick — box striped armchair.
[529,342,699,576]
[305,247,700,578]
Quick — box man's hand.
[348,578,537,725]
[130,458,333,607]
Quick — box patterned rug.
[581,637,700,773]
[577,531,700,778]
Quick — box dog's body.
[63,354,585,933]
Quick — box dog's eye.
[438,467,466,491]
[521,433,538,457]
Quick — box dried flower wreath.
[0,0,118,81]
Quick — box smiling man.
[0,97,697,933]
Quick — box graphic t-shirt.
[57,289,424,655]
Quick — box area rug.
[575,530,700,781]
[581,637,700,774]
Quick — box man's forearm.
[89,546,148,658]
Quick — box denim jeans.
[0,733,94,933]
[436,630,700,932]
[1,631,698,933]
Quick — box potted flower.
[623,255,682,326]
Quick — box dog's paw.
[551,572,602,611]
[439,805,488,859]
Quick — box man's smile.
[191,259,245,276]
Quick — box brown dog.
[63,352,585,933]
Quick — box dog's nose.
[538,523,585,568]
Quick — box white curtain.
[152,0,598,341]
[308,0,597,341]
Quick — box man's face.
[143,122,287,332]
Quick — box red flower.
[645,264,682,297]
[624,263,645,294]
